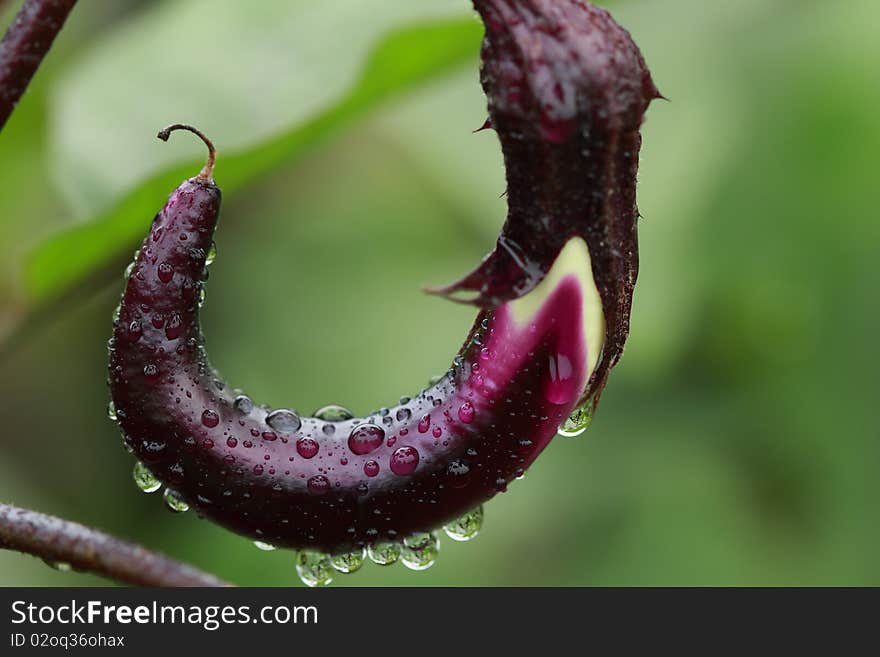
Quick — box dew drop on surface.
[201,409,219,428]
[443,506,483,542]
[458,401,475,424]
[313,404,354,422]
[390,446,420,476]
[400,532,439,571]
[233,395,254,414]
[296,551,333,587]
[157,262,174,283]
[307,475,330,495]
[198,287,206,307]
[368,541,401,566]
[143,363,160,384]
[163,488,190,513]
[557,404,592,437]
[330,547,366,574]
[417,415,431,433]
[205,241,217,266]
[348,424,385,455]
[266,409,301,433]
[396,408,411,422]
[296,437,319,459]
[254,540,276,551]
[133,461,161,493]
[364,460,380,477]
[107,400,117,421]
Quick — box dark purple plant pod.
[108,0,658,584]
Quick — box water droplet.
[458,401,475,424]
[417,415,431,433]
[205,241,217,266]
[427,374,444,386]
[254,540,276,551]
[443,506,483,541]
[364,460,380,477]
[390,446,420,476]
[143,363,160,384]
[132,461,161,493]
[432,426,442,438]
[307,475,330,495]
[233,395,254,414]
[266,409,301,433]
[330,548,366,574]
[296,551,333,587]
[43,559,72,572]
[400,532,439,571]
[157,262,174,283]
[314,405,354,422]
[557,403,592,437]
[296,437,319,459]
[348,424,385,455]
[163,488,189,513]
[165,313,184,340]
[107,400,117,421]
[201,409,220,428]
[198,286,207,307]
[396,408,411,422]
[111,304,121,322]
[368,541,401,566]
[126,320,142,342]
[124,262,135,279]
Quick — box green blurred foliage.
[0,0,877,586]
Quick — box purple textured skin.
[108,0,657,553]
[0,0,77,130]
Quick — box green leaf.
[24,17,481,303]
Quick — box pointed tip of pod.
[473,0,658,142]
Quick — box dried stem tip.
[157,123,217,182]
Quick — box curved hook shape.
[108,0,658,556]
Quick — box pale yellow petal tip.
[507,237,605,380]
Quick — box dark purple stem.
[0,0,77,131]
[0,503,230,586]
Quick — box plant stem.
[0,0,77,131]
[0,503,231,586]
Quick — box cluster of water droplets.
[289,505,482,587]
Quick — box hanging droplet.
[43,559,72,572]
[443,506,483,541]
[107,400,117,421]
[368,541,401,566]
[330,548,366,574]
[133,461,162,493]
[266,409,301,433]
[254,540,276,551]
[198,286,206,307]
[205,240,217,266]
[400,532,439,571]
[111,304,121,322]
[163,488,190,513]
[557,403,592,437]
[313,405,354,422]
[296,551,333,587]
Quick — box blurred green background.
[1,0,877,586]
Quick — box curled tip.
[157,123,216,182]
